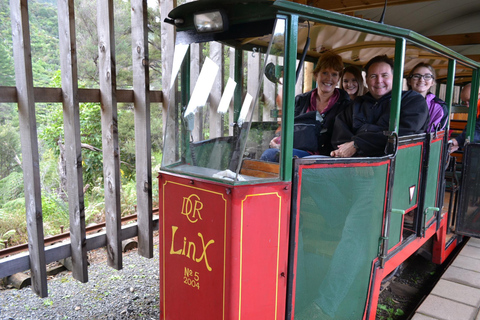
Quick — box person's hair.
[340,65,366,96]
[364,54,394,75]
[313,51,344,75]
[406,62,436,90]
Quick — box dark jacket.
[294,88,351,155]
[332,90,430,156]
[455,116,480,146]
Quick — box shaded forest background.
[0,0,164,247]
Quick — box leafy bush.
[0,198,28,246]
[0,171,24,207]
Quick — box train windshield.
[161,17,285,183]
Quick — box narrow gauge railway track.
[0,208,159,259]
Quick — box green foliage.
[0,198,28,246]
[41,193,69,236]
[0,0,14,86]
[0,229,16,249]
[43,299,53,307]
[0,123,21,180]
[377,303,405,320]
[0,171,24,206]
[0,0,165,246]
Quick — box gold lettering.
[169,227,215,272]
[196,233,215,271]
[169,226,182,255]
[181,194,203,223]
[187,242,196,259]
[192,200,203,222]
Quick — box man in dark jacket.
[330,55,430,157]
[450,83,480,152]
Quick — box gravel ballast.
[0,245,160,320]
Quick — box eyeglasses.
[410,74,434,81]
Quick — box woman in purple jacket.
[407,62,448,132]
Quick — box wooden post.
[209,42,223,138]
[57,0,88,282]
[131,0,153,258]
[97,0,122,270]
[229,48,236,136]
[10,0,48,297]
[160,0,176,163]
[247,51,261,121]
[190,42,202,141]
[263,55,277,122]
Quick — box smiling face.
[315,67,340,95]
[366,62,393,100]
[342,71,359,97]
[408,66,434,97]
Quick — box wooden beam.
[210,43,223,138]
[97,0,122,270]
[302,0,436,13]
[429,33,480,47]
[466,54,480,62]
[0,87,163,103]
[160,0,176,164]
[0,217,159,279]
[58,0,88,282]
[131,0,153,259]
[10,0,48,298]
[58,0,88,283]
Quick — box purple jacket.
[426,93,447,132]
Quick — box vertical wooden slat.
[190,43,201,141]
[229,48,235,136]
[295,59,303,95]
[160,0,176,163]
[131,0,153,258]
[57,0,88,282]
[97,0,122,270]
[209,42,223,138]
[9,0,47,297]
[247,52,260,121]
[263,55,276,122]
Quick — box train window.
[161,17,285,183]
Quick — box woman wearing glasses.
[407,62,448,132]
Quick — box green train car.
[158,1,480,319]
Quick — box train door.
[455,143,480,238]
[287,156,391,320]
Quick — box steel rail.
[0,208,159,259]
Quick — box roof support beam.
[429,33,480,46]
[292,0,437,13]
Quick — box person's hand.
[448,139,459,153]
[330,141,357,158]
[269,136,281,149]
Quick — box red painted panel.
[159,172,291,320]
[238,193,284,318]
[160,176,229,320]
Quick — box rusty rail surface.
[0,208,159,259]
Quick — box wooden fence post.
[57,0,88,282]
[160,0,176,164]
[97,0,122,270]
[209,42,223,138]
[10,0,48,297]
[131,0,153,258]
